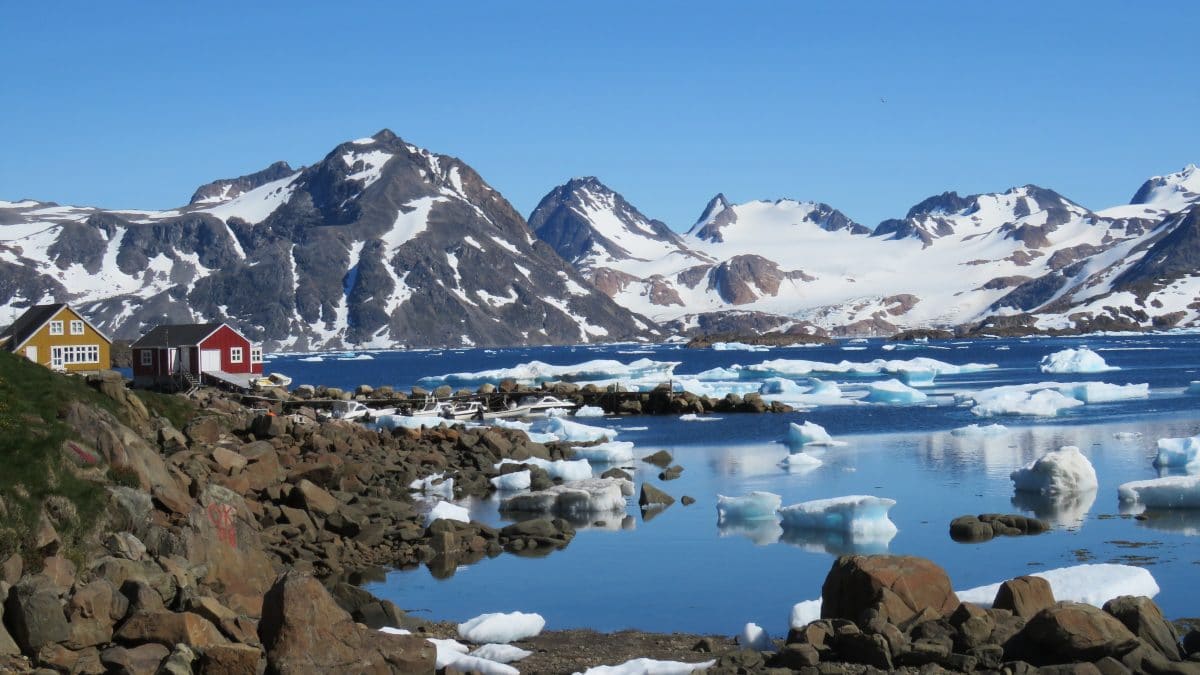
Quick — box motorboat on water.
[328,400,397,421]
[520,395,577,416]
[403,397,483,420]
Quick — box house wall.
[197,325,262,374]
[21,307,111,373]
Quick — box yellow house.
[0,303,111,373]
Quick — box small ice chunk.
[781,452,823,469]
[1011,446,1098,495]
[759,377,804,395]
[971,387,1083,417]
[501,478,632,516]
[409,473,454,498]
[497,457,593,481]
[425,501,470,526]
[864,379,928,404]
[1039,347,1118,374]
[428,637,470,668]
[440,654,518,675]
[458,611,545,644]
[578,658,716,675]
[716,492,783,522]
[492,419,532,432]
[1113,431,1143,441]
[470,643,533,663]
[785,421,844,447]
[679,413,720,422]
[1153,434,1200,471]
[739,622,774,652]
[490,470,531,492]
[789,599,823,629]
[574,405,606,418]
[712,341,767,351]
[951,423,1009,437]
[1118,475,1200,508]
[897,368,937,387]
[545,417,614,443]
[779,495,898,538]
[378,626,411,635]
[572,441,636,464]
[957,564,1159,608]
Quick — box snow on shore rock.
[546,417,615,443]
[1011,446,1098,496]
[716,492,782,522]
[470,643,533,664]
[490,470,531,492]
[497,457,593,481]
[1153,434,1200,470]
[571,441,635,464]
[863,379,928,405]
[1039,347,1118,374]
[458,611,546,644]
[425,501,470,526]
[1118,475,1200,509]
[501,478,632,517]
[778,495,898,538]
[739,622,774,651]
[578,657,716,675]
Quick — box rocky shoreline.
[2,363,1199,673]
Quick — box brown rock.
[113,610,227,649]
[33,510,61,555]
[821,555,959,625]
[41,555,76,594]
[638,483,676,508]
[100,643,170,674]
[1102,595,1183,661]
[4,575,70,653]
[181,485,276,617]
[994,575,1056,619]
[37,643,104,674]
[1,554,22,586]
[292,479,340,516]
[212,447,248,474]
[1007,602,1140,665]
[202,643,262,675]
[258,571,435,674]
[184,417,223,444]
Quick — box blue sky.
[2,1,1197,229]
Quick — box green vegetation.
[135,388,198,429]
[0,351,114,563]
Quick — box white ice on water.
[1153,434,1200,470]
[1118,475,1200,509]
[740,357,996,379]
[969,386,1084,417]
[458,611,546,644]
[571,441,636,463]
[778,496,898,538]
[419,358,679,388]
[574,405,606,417]
[863,379,928,405]
[712,341,768,352]
[678,413,720,422]
[781,452,823,469]
[490,470,531,492]
[501,477,632,516]
[739,622,774,651]
[716,492,783,522]
[425,501,470,526]
[496,457,593,481]
[576,657,716,675]
[545,417,615,443]
[950,423,1009,437]
[409,473,454,499]
[1010,446,1098,495]
[785,421,845,447]
[1039,347,1118,374]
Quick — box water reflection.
[778,527,895,555]
[1010,489,1097,529]
[717,520,783,545]
[1134,510,1200,536]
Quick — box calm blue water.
[265,335,1200,634]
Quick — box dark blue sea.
[264,334,1200,635]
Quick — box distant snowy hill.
[531,168,1200,335]
[0,130,653,349]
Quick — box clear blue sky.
[2,1,1197,229]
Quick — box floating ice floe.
[785,421,846,447]
[490,470,531,492]
[1060,382,1149,404]
[409,473,454,499]
[741,357,996,379]
[1011,446,1098,496]
[759,377,804,395]
[1113,431,1143,441]
[739,622,774,651]
[425,501,470,526]
[470,643,533,664]
[1188,381,1200,395]
[574,405,606,418]
[458,611,546,644]
[1118,475,1200,509]
[716,492,782,522]
[678,413,720,422]
[500,478,632,517]
[790,563,1159,629]
[712,341,768,352]
[863,379,928,405]
[1153,434,1200,471]
[778,495,898,539]
[781,452,823,470]
[1039,347,1118,374]
[968,386,1084,417]
[417,358,679,389]
[571,441,635,464]
[496,457,593,481]
[545,417,614,443]
[578,657,717,675]
[950,423,1009,437]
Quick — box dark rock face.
[1101,595,1183,661]
[190,160,296,205]
[1113,207,1200,297]
[1006,602,1140,666]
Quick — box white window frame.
[140,349,153,367]
[69,320,84,335]
[49,320,63,335]
[58,344,99,365]
[229,346,243,364]
[250,346,263,363]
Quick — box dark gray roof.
[1,303,67,351]
[131,323,224,348]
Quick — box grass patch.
[134,389,198,429]
[0,351,114,564]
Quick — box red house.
[131,322,263,389]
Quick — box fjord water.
[268,335,1200,635]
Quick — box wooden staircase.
[176,371,201,396]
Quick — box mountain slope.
[0,130,653,349]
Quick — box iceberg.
[490,470,531,492]
[950,423,1009,437]
[458,611,545,644]
[545,417,614,443]
[1039,347,1118,374]
[716,492,783,523]
[469,644,532,664]
[759,377,805,395]
[418,358,680,388]
[957,564,1159,608]
[863,379,928,405]
[500,477,632,517]
[574,405,606,418]
[425,501,470,526]
[742,357,995,379]
[496,457,593,481]
[1011,446,1098,495]
[778,495,899,539]
[781,452,823,469]
[678,413,721,422]
[578,658,716,675]
[1153,434,1200,471]
[970,386,1084,417]
[1118,475,1200,509]
[739,622,774,652]
[785,421,845,447]
[571,441,636,464]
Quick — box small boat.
[439,401,483,420]
[268,372,292,386]
[481,400,534,420]
[519,395,577,416]
[328,400,397,421]
[405,396,445,418]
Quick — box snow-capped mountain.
[531,168,1200,335]
[0,130,653,349]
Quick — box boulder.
[201,643,262,675]
[1007,602,1141,665]
[181,485,276,617]
[821,555,959,625]
[292,479,340,517]
[251,413,287,438]
[4,575,70,653]
[949,515,994,542]
[639,483,676,508]
[184,417,223,445]
[1102,595,1183,661]
[1,555,21,586]
[113,610,227,649]
[642,450,673,467]
[158,643,198,675]
[658,465,683,481]
[994,575,1056,619]
[212,447,248,473]
[258,571,435,674]
[100,643,170,673]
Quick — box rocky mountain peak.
[1131,163,1200,207]
[189,160,296,205]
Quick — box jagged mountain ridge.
[531,168,1200,335]
[0,130,654,349]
